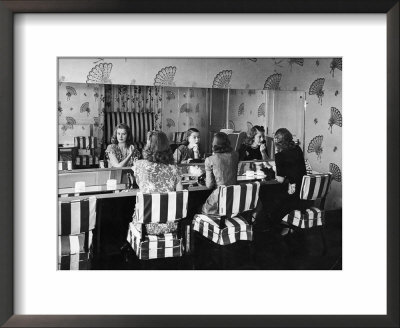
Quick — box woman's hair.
[212,132,233,153]
[142,130,174,165]
[244,125,265,146]
[110,123,133,146]
[274,128,296,152]
[183,128,200,146]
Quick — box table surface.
[58,176,279,201]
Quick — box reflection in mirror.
[58,82,305,171]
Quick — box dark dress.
[268,145,309,224]
[238,144,265,161]
[173,144,202,164]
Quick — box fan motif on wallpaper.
[258,103,266,117]
[246,122,253,134]
[166,118,175,129]
[80,102,90,116]
[154,66,177,87]
[189,117,194,126]
[165,90,176,100]
[328,107,342,133]
[65,116,76,128]
[307,135,323,161]
[180,103,193,113]
[212,70,232,88]
[288,58,304,70]
[195,103,200,113]
[263,73,282,90]
[309,78,325,105]
[329,163,342,182]
[330,58,342,78]
[228,120,235,131]
[238,103,245,116]
[66,86,77,100]
[86,63,113,84]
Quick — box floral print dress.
[105,144,141,167]
[132,159,183,235]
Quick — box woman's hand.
[127,145,135,158]
[260,143,267,153]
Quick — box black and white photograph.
[57,57,342,270]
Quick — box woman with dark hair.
[173,128,203,164]
[201,132,239,215]
[267,128,308,233]
[239,125,270,161]
[132,130,183,235]
[105,123,141,167]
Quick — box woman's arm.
[204,159,215,189]
[107,145,134,168]
[260,143,270,161]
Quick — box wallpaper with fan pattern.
[58,58,342,210]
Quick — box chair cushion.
[58,231,93,256]
[282,207,323,228]
[127,223,184,260]
[192,214,253,245]
[58,252,91,270]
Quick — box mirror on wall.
[58,82,305,171]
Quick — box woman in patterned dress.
[132,130,183,235]
[105,123,141,167]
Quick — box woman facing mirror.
[105,123,141,168]
[173,128,203,164]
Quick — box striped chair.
[57,197,97,270]
[172,131,186,144]
[126,190,189,260]
[282,173,332,254]
[192,182,260,246]
[104,112,155,151]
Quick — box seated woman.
[267,128,308,233]
[105,123,141,168]
[201,132,239,215]
[132,130,183,235]
[173,128,203,164]
[239,125,270,162]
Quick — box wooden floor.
[93,210,342,270]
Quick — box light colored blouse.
[132,159,182,235]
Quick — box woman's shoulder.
[106,144,117,152]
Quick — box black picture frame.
[0,1,398,327]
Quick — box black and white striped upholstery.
[193,182,260,245]
[127,224,183,260]
[282,173,332,229]
[105,112,155,148]
[172,132,186,144]
[58,231,93,270]
[127,190,189,260]
[58,197,96,270]
[58,197,97,235]
[299,173,331,200]
[282,207,323,228]
[218,183,260,218]
[74,136,97,149]
[134,191,189,224]
[193,215,253,245]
